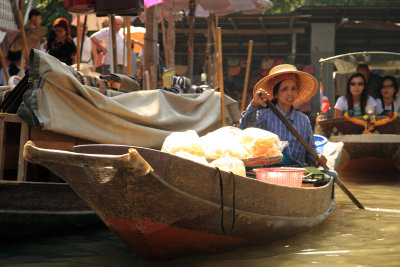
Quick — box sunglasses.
[350,82,364,86]
[382,84,394,89]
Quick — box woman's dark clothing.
[48,38,76,65]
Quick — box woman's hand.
[252,88,269,107]
[315,154,328,168]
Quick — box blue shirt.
[239,104,317,166]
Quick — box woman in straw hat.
[240,64,327,167]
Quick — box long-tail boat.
[23,142,336,260]
[316,52,400,173]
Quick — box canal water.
[1,166,399,266]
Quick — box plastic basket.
[314,134,328,154]
[253,167,306,187]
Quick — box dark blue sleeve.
[239,104,259,129]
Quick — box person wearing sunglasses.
[375,76,400,116]
[334,72,377,118]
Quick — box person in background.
[73,24,98,72]
[240,64,327,167]
[26,9,42,28]
[375,75,400,115]
[356,64,383,99]
[93,17,109,74]
[90,16,125,74]
[26,9,46,50]
[45,18,77,65]
[0,50,25,86]
[334,72,377,118]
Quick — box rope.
[216,167,236,234]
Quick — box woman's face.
[275,79,298,107]
[349,76,365,97]
[381,79,395,99]
[54,26,66,39]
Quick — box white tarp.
[18,49,240,149]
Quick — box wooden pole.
[264,98,365,209]
[125,17,132,76]
[166,11,175,69]
[211,18,218,88]
[76,15,81,71]
[80,15,87,63]
[0,49,9,82]
[122,20,126,75]
[144,6,158,89]
[17,10,29,63]
[204,16,212,77]
[187,0,196,80]
[110,15,118,74]
[217,27,225,126]
[240,40,253,112]
[158,6,168,69]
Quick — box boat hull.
[0,181,102,240]
[316,118,400,172]
[330,134,400,162]
[24,143,335,260]
[316,117,400,137]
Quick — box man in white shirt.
[74,25,98,72]
[91,16,125,74]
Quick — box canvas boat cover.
[319,51,400,74]
[18,49,240,149]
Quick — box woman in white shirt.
[375,76,400,116]
[334,72,377,117]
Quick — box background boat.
[0,113,102,240]
[316,52,400,175]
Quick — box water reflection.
[1,174,399,266]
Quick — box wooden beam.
[174,28,305,35]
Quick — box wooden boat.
[0,181,101,240]
[23,141,335,260]
[0,48,240,239]
[316,117,400,163]
[316,52,400,173]
[0,113,102,240]
[316,117,400,137]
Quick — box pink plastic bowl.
[253,167,306,187]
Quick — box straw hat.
[9,26,48,52]
[253,64,318,106]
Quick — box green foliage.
[267,0,304,14]
[33,0,72,31]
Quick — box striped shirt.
[239,104,317,166]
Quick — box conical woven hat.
[253,64,318,106]
[9,26,48,52]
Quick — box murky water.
[1,172,399,266]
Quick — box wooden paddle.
[263,97,365,209]
[240,40,253,113]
